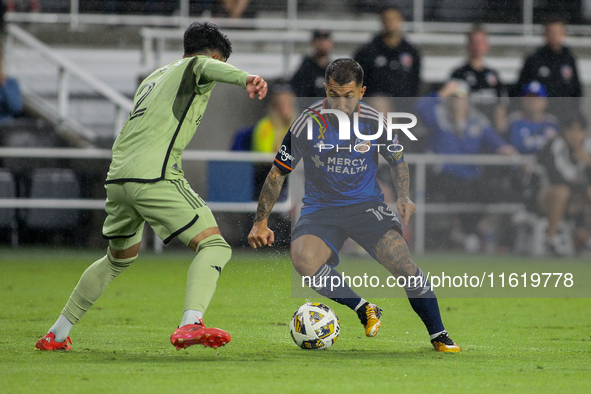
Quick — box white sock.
[430,330,447,341]
[49,314,74,342]
[180,310,203,327]
[353,298,368,312]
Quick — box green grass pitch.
[1,248,590,393]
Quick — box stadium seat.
[2,128,61,200]
[0,169,15,220]
[230,125,254,151]
[207,161,254,202]
[0,169,18,246]
[207,126,256,202]
[24,168,80,230]
[0,169,16,227]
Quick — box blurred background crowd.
[0,0,590,257]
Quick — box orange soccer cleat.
[356,302,383,337]
[35,332,72,351]
[170,320,231,350]
[431,331,461,353]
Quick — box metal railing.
[4,25,134,141]
[0,148,535,254]
[139,26,591,78]
[4,0,589,36]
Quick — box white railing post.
[4,34,15,75]
[57,66,69,119]
[141,31,152,70]
[156,36,165,69]
[114,106,127,137]
[154,231,164,253]
[70,0,80,30]
[414,161,426,254]
[283,39,293,78]
[523,0,534,36]
[179,0,190,29]
[413,0,424,33]
[287,0,297,27]
[284,0,298,78]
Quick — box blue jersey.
[274,100,404,216]
[507,111,559,154]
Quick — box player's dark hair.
[184,22,232,60]
[562,111,587,131]
[325,58,364,86]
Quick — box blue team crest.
[354,138,371,154]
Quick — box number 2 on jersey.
[130,82,155,120]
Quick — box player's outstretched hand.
[246,75,268,100]
[248,221,275,249]
[396,197,416,226]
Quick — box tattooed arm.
[248,165,288,248]
[390,160,416,225]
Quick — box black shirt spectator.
[290,30,333,98]
[515,20,582,98]
[450,25,508,132]
[451,65,505,104]
[354,6,421,97]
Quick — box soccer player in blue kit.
[248,58,460,352]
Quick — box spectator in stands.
[290,30,333,98]
[354,4,421,98]
[251,85,294,153]
[5,0,39,12]
[537,112,591,254]
[0,46,23,122]
[515,18,581,117]
[508,81,559,154]
[450,24,509,133]
[417,80,516,180]
[416,80,516,251]
[214,0,253,18]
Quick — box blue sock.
[307,264,365,311]
[404,267,445,336]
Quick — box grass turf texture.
[1,248,590,394]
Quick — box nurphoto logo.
[305,109,418,153]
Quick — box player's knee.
[290,257,306,275]
[196,234,232,271]
[291,247,323,276]
[109,242,140,260]
[106,247,137,275]
[291,245,309,266]
[372,235,416,276]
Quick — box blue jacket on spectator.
[507,112,559,154]
[416,94,508,179]
[0,77,23,122]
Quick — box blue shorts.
[291,201,403,266]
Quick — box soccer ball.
[289,302,340,350]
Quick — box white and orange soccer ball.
[290,302,340,350]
